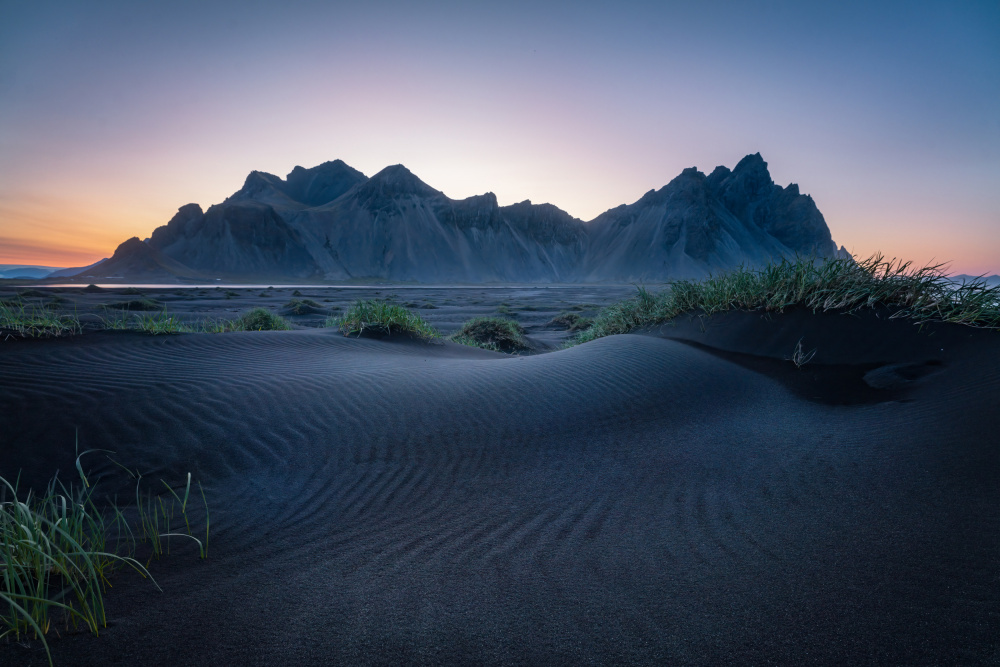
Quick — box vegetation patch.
[17,289,48,298]
[573,255,1000,346]
[0,445,208,666]
[82,284,103,293]
[119,287,144,295]
[100,309,187,335]
[330,299,437,339]
[1,303,81,339]
[546,311,593,332]
[229,307,292,331]
[452,316,529,353]
[104,299,162,311]
[283,298,324,315]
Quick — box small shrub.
[224,290,239,299]
[332,300,437,338]
[82,284,103,293]
[452,316,529,353]
[17,289,48,298]
[292,289,303,297]
[119,287,143,295]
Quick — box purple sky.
[1,0,997,274]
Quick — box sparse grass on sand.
[284,298,323,315]
[329,299,438,339]
[1,442,208,666]
[100,307,291,334]
[104,299,162,311]
[452,316,529,353]
[573,254,1000,345]
[0,303,81,339]
[225,307,291,331]
[546,312,593,332]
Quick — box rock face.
[76,154,843,283]
[583,153,837,281]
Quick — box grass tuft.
[229,307,291,331]
[0,303,81,339]
[104,299,161,311]
[1,443,208,666]
[284,298,323,315]
[451,316,529,353]
[330,300,437,338]
[572,254,1000,345]
[546,312,593,332]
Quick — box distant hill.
[952,274,1000,288]
[62,154,846,283]
[0,265,65,279]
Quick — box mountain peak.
[356,164,440,199]
[283,160,367,207]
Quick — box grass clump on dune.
[228,307,291,331]
[100,308,188,335]
[330,299,438,339]
[0,303,81,339]
[574,254,1000,345]
[546,311,593,332]
[104,299,162,311]
[452,316,529,353]
[1,444,208,666]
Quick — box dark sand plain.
[1,284,998,665]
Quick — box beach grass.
[573,254,1000,345]
[330,299,438,338]
[284,298,323,314]
[101,306,291,334]
[451,316,529,353]
[0,303,81,339]
[546,311,593,332]
[104,299,163,312]
[229,307,292,331]
[1,444,208,666]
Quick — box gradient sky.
[1,0,997,274]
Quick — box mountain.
[62,155,844,283]
[48,258,108,279]
[0,265,65,279]
[583,154,837,281]
[71,237,207,282]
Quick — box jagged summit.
[353,164,441,199]
[227,161,367,208]
[68,153,844,283]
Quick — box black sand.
[1,290,998,665]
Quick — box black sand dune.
[1,310,998,665]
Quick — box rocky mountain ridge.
[63,154,844,283]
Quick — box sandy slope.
[0,311,997,665]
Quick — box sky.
[0,0,997,275]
